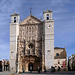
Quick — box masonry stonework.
[10,9,54,73]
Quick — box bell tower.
[10,13,20,72]
[43,9,54,70]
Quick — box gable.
[19,15,42,25]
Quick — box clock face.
[46,24,52,29]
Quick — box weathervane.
[30,8,32,15]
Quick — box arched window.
[46,14,49,20]
[14,17,16,22]
[56,53,59,56]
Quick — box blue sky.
[0,0,75,60]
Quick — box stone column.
[25,62,28,72]
[42,55,45,71]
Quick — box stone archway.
[20,55,41,72]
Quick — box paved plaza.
[0,71,10,75]
[18,71,75,75]
[0,71,75,75]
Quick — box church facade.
[10,9,54,72]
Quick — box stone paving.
[0,71,75,75]
[11,71,75,75]
[0,71,10,75]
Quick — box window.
[47,50,50,52]
[33,50,35,54]
[39,51,41,55]
[56,53,59,56]
[46,14,49,20]
[58,62,60,64]
[14,17,16,22]
[28,43,34,49]
[28,50,30,55]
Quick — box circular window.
[47,24,52,29]
[49,25,51,27]
[56,53,59,56]
[28,43,34,49]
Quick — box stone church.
[10,9,54,72]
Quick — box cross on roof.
[30,8,32,15]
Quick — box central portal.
[28,63,33,71]
[20,55,41,72]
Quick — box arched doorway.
[28,63,33,71]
